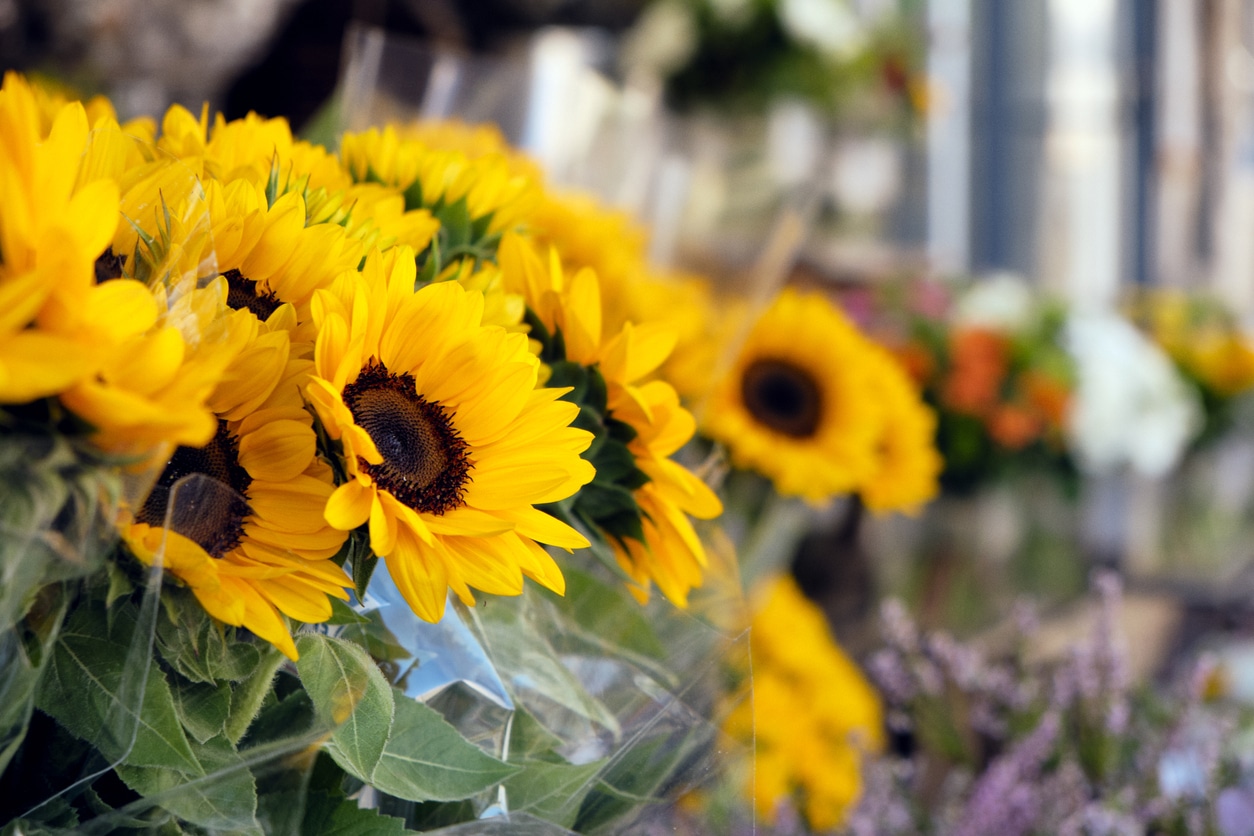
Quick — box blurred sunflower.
[859,345,942,515]
[723,574,883,831]
[339,125,538,238]
[704,288,882,502]
[158,106,347,194]
[307,246,594,622]
[498,233,722,606]
[0,72,132,404]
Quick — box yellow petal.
[324,479,374,531]
[238,419,315,482]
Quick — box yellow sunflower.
[123,331,351,660]
[157,105,348,194]
[859,345,942,515]
[203,178,364,342]
[704,288,883,503]
[338,126,538,235]
[498,232,722,606]
[0,72,133,404]
[306,246,595,622]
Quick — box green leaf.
[574,737,688,833]
[0,796,78,834]
[116,734,260,833]
[507,707,565,763]
[502,759,606,828]
[36,599,200,773]
[369,693,519,802]
[0,586,67,775]
[327,598,370,625]
[544,569,666,663]
[573,483,642,524]
[334,609,410,667]
[299,790,409,836]
[471,603,622,738]
[170,679,232,744]
[296,633,394,782]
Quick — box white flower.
[777,0,866,60]
[621,1,698,78]
[953,272,1037,332]
[1064,313,1202,477]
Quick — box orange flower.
[941,328,1010,416]
[987,403,1041,450]
[1022,370,1071,431]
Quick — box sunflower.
[498,232,722,606]
[859,346,942,515]
[723,574,883,831]
[157,105,349,195]
[704,288,883,502]
[0,73,132,404]
[338,125,538,237]
[203,178,364,342]
[122,331,351,660]
[307,246,595,622]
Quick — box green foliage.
[296,634,395,781]
[297,633,517,804]
[502,759,606,829]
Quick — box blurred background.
[5,0,1253,312]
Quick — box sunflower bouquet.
[0,71,752,834]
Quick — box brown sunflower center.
[94,247,126,283]
[741,358,823,439]
[136,420,254,558]
[342,359,472,515]
[224,268,283,321]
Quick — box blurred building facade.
[931,0,1254,316]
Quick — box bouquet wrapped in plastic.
[0,71,753,834]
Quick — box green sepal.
[401,178,424,212]
[346,531,379,601]
[265,153,281,209]
[154,588,262,684]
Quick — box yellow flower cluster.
[0,73,722,657]
[704,287,942,511]
[725,574,884,831]
[1138,289,1254,399]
